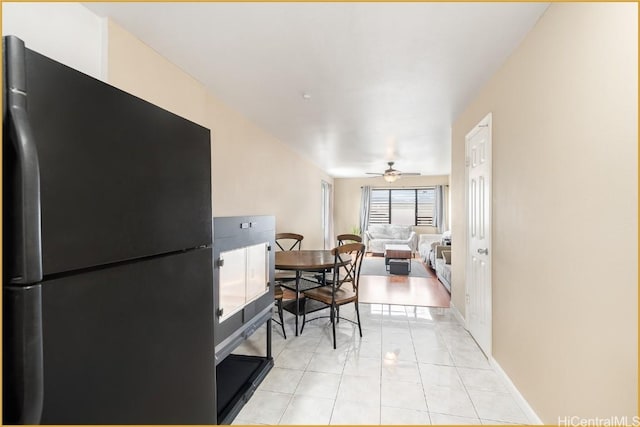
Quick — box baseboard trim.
[449,301,466,326]
[448,302,542,424]
[489,357,544,425]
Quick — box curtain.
[321,181,333,249]
[359,185,372,237]
[434,185,446,233]
[443,185,450,232]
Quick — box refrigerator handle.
[3,285,44,424]
[4,35,43,284]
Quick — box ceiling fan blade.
[368,162,419,178]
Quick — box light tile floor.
[231,304,530,425]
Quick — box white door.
[465,113,492,357]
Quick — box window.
[369,187,435,226]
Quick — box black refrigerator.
[3,36,216,424]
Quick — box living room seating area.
[434,244,452,293]
[418,232,452,293]
[418,233,443,262]
[364,224,418,254]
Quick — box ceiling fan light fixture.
[383,173,398,183]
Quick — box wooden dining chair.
[323,234,363,292]
[336,233,362,246]
[272,232,306,337]
[300,242,365,349]
[272,285,287,339]
[274,232,303,282]
[275,233,303,251]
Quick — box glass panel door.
[245,242,269,303]
[218,247,246,322]
[219,242,269,323]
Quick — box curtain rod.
[360,184,449,189]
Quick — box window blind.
[368,187,435,226]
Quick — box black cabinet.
[213,216,275,424]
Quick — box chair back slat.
[336,233,362,246]
[331,243,365,295]
[275,233,303,251]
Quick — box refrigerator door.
[39,248,215,424]
[3,284,44,425]
[15,45,211,277]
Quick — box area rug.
[359,257,432,278]
[358,258,450,308]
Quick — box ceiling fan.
[366,162,421,183]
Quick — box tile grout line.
[327,346,350,425]
[243,304,526,425]
[412,320,434,425]
[419,316,481,423]
[379,329,383,425]
[442,321,485,422]
[378,303,391,425]
[453,361,483,422]
[272,363,304,425]
[448,335,525,423]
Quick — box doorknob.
[477,248,489,255]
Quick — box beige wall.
[206,96,333,248]
[2,2,106,80]
[107,21,332,249]
[107,21,207,125]
[334,175,450,237]
[451,3,637,422]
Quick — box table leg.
[295,271,300,336]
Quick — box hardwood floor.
[358,274,450,307]
[358,253,450,307]
[281,256,450,308]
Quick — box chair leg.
[331,304,337,349]
[336,305,340,323]
[300,297,307,334]
[355,302,362,338]
[277,299,286,339]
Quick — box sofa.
[434,245,452,293]
[420,232,451,264]
[418,232,452,293]
[418,233,443,264]
[364,224,418,254]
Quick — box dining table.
[275,249,348,336]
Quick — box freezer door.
[39,249,215,424]
[19,47,211,276]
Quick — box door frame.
[464,112,493,357]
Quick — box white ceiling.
[85,2,548,178]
